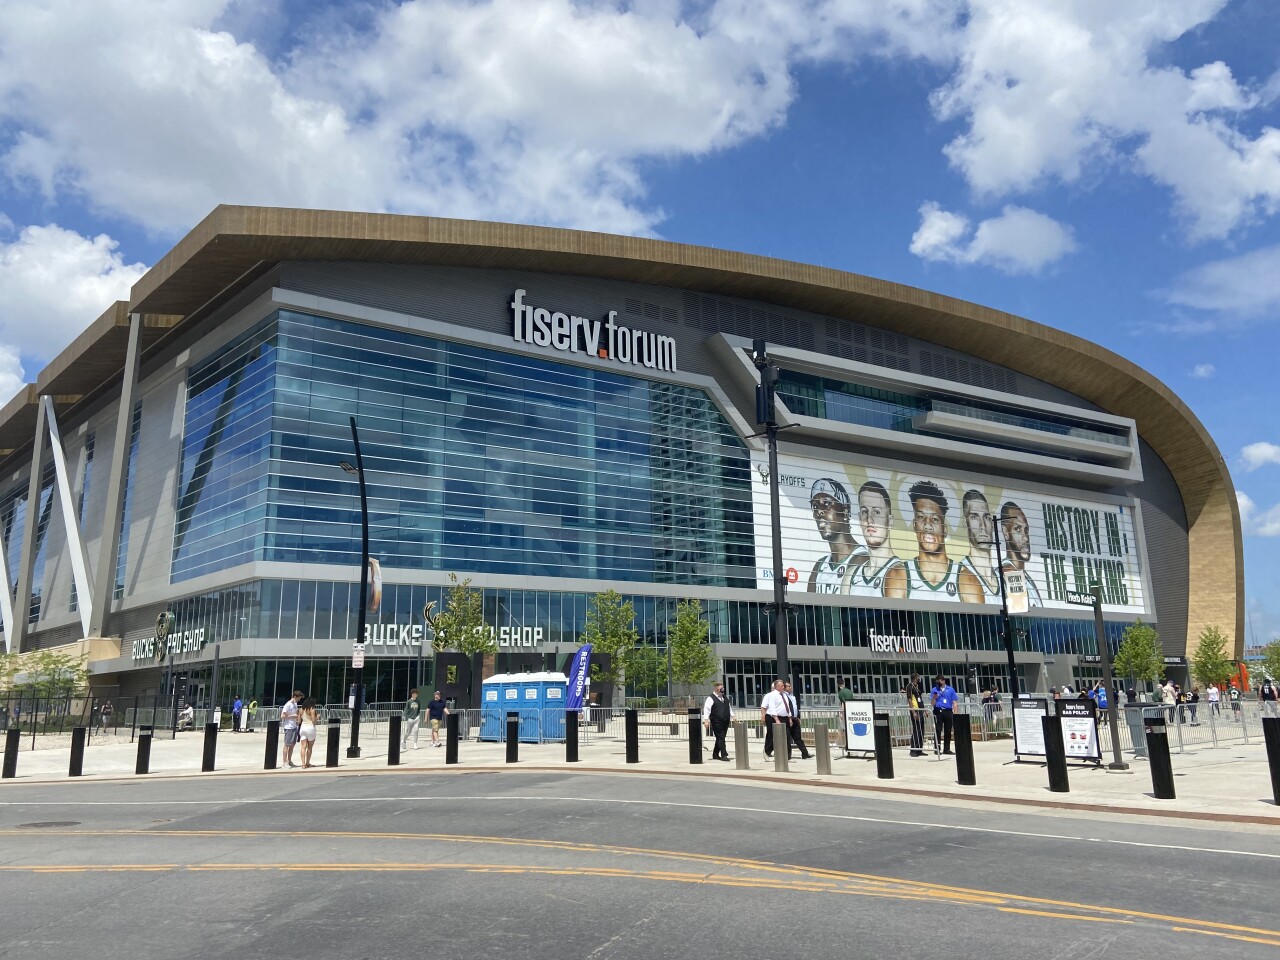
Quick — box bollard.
[388,715,402,766]
[874,712,894,780]
[1143,715,1175,799]
[69,726,86,777]
[732,720,750,770]
[773,721,789,772]
[814,724,832,775]
[687,707,702,765]
[201,722,218,772]
[136,727,152,775]
[2,727,19,778]
[953,714,976,786]
[264,719,280,770]
[1262,717,1280,806]
[325,720,341,768]
[625,709,639,764]
[566,710,579,763]
[506,712,520,763]
[445,711,459,765]
[1042,714,1069,793]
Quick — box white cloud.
[931,1,1280,241]
[0,223,147,363]
[1190,363,1215,378]
[1241,442,1280,471]
[1238,490,1280,536]
[910,201,1076,273]
[0,0,963,239]
[1164,244,1280,316]
[0,346,25,406]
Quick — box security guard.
[702,682,734,761]
[931,674,958,755]
[760,680,790,759]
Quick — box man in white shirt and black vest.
[784,682,812,760]
[702,682,734,761]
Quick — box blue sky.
[0,0,1278,642]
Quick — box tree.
[624,645,665,702]
[1261,639,1280,684]
[1190,625,1233,687]
[0,651,18,692]
[1113,620,1162,687]
[432,574,496,658]
[667,598,718,687]
[19,651,88,698]
[583,590,638,686]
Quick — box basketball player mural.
[999,501,1044,607]
[883,480,985,603]
[959,489,1001,601]
[807,478,867,594]
[846,480,902,597]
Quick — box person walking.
[1161,680,1177,722]
[97,700,113,734]
[280,690,303,768]
[232,695,243,733]
[245,698,257,732]
[702,682,733,761]
[1188,686,1200,725]
[1229,682,1242,721]
[1206,682,1220,717]
[298,697,319,768]
[402,689,422,751]
[760,680,790,760]
[783,682,812,760]
[836,677,855,750]
[903,673,926,757]
[931,674,958,755]
[1261,678,1279,718]
[426,690,448,747]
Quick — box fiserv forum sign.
[511,289,677,372]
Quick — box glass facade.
[776,369,1130,464]
[173,310,754,587]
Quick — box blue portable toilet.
[541,672,568,741]
[516,672,542,742]
[480,673,513,741]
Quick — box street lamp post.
[751,340,790,684]
[1090,582,1129,770]
[339,415,369,759]
[991,519,1021,702]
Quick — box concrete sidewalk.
[3,723,1277,824]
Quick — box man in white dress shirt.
[760,680,790,759]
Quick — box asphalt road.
[0,770,1276,959]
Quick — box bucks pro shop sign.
[511,289,677,373]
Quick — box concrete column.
[44,396,94,637]
[88,313,142,639]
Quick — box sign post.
[1068,586,1128,771]
[351,643,366,670]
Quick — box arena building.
[0,206,1244,707]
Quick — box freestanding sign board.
[1058,699,1102,762]
[1013,698,1049,758]
[842,699,876,755]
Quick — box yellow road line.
[6,827,1276,941]
[998,908,1131,925]
[1171,927,1280,947]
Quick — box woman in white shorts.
[298,697,319,768]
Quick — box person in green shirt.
[401,689,422,750]
[837,678,855,749]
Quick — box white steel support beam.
[10,398,49,652]
[88,313,142,639]
[43,395,93,637]
[0,514,13,654]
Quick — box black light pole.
[751,340,789,684]
[339,415,369,759]
[991,519,1020,701]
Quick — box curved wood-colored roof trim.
[20,205,1250,651]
